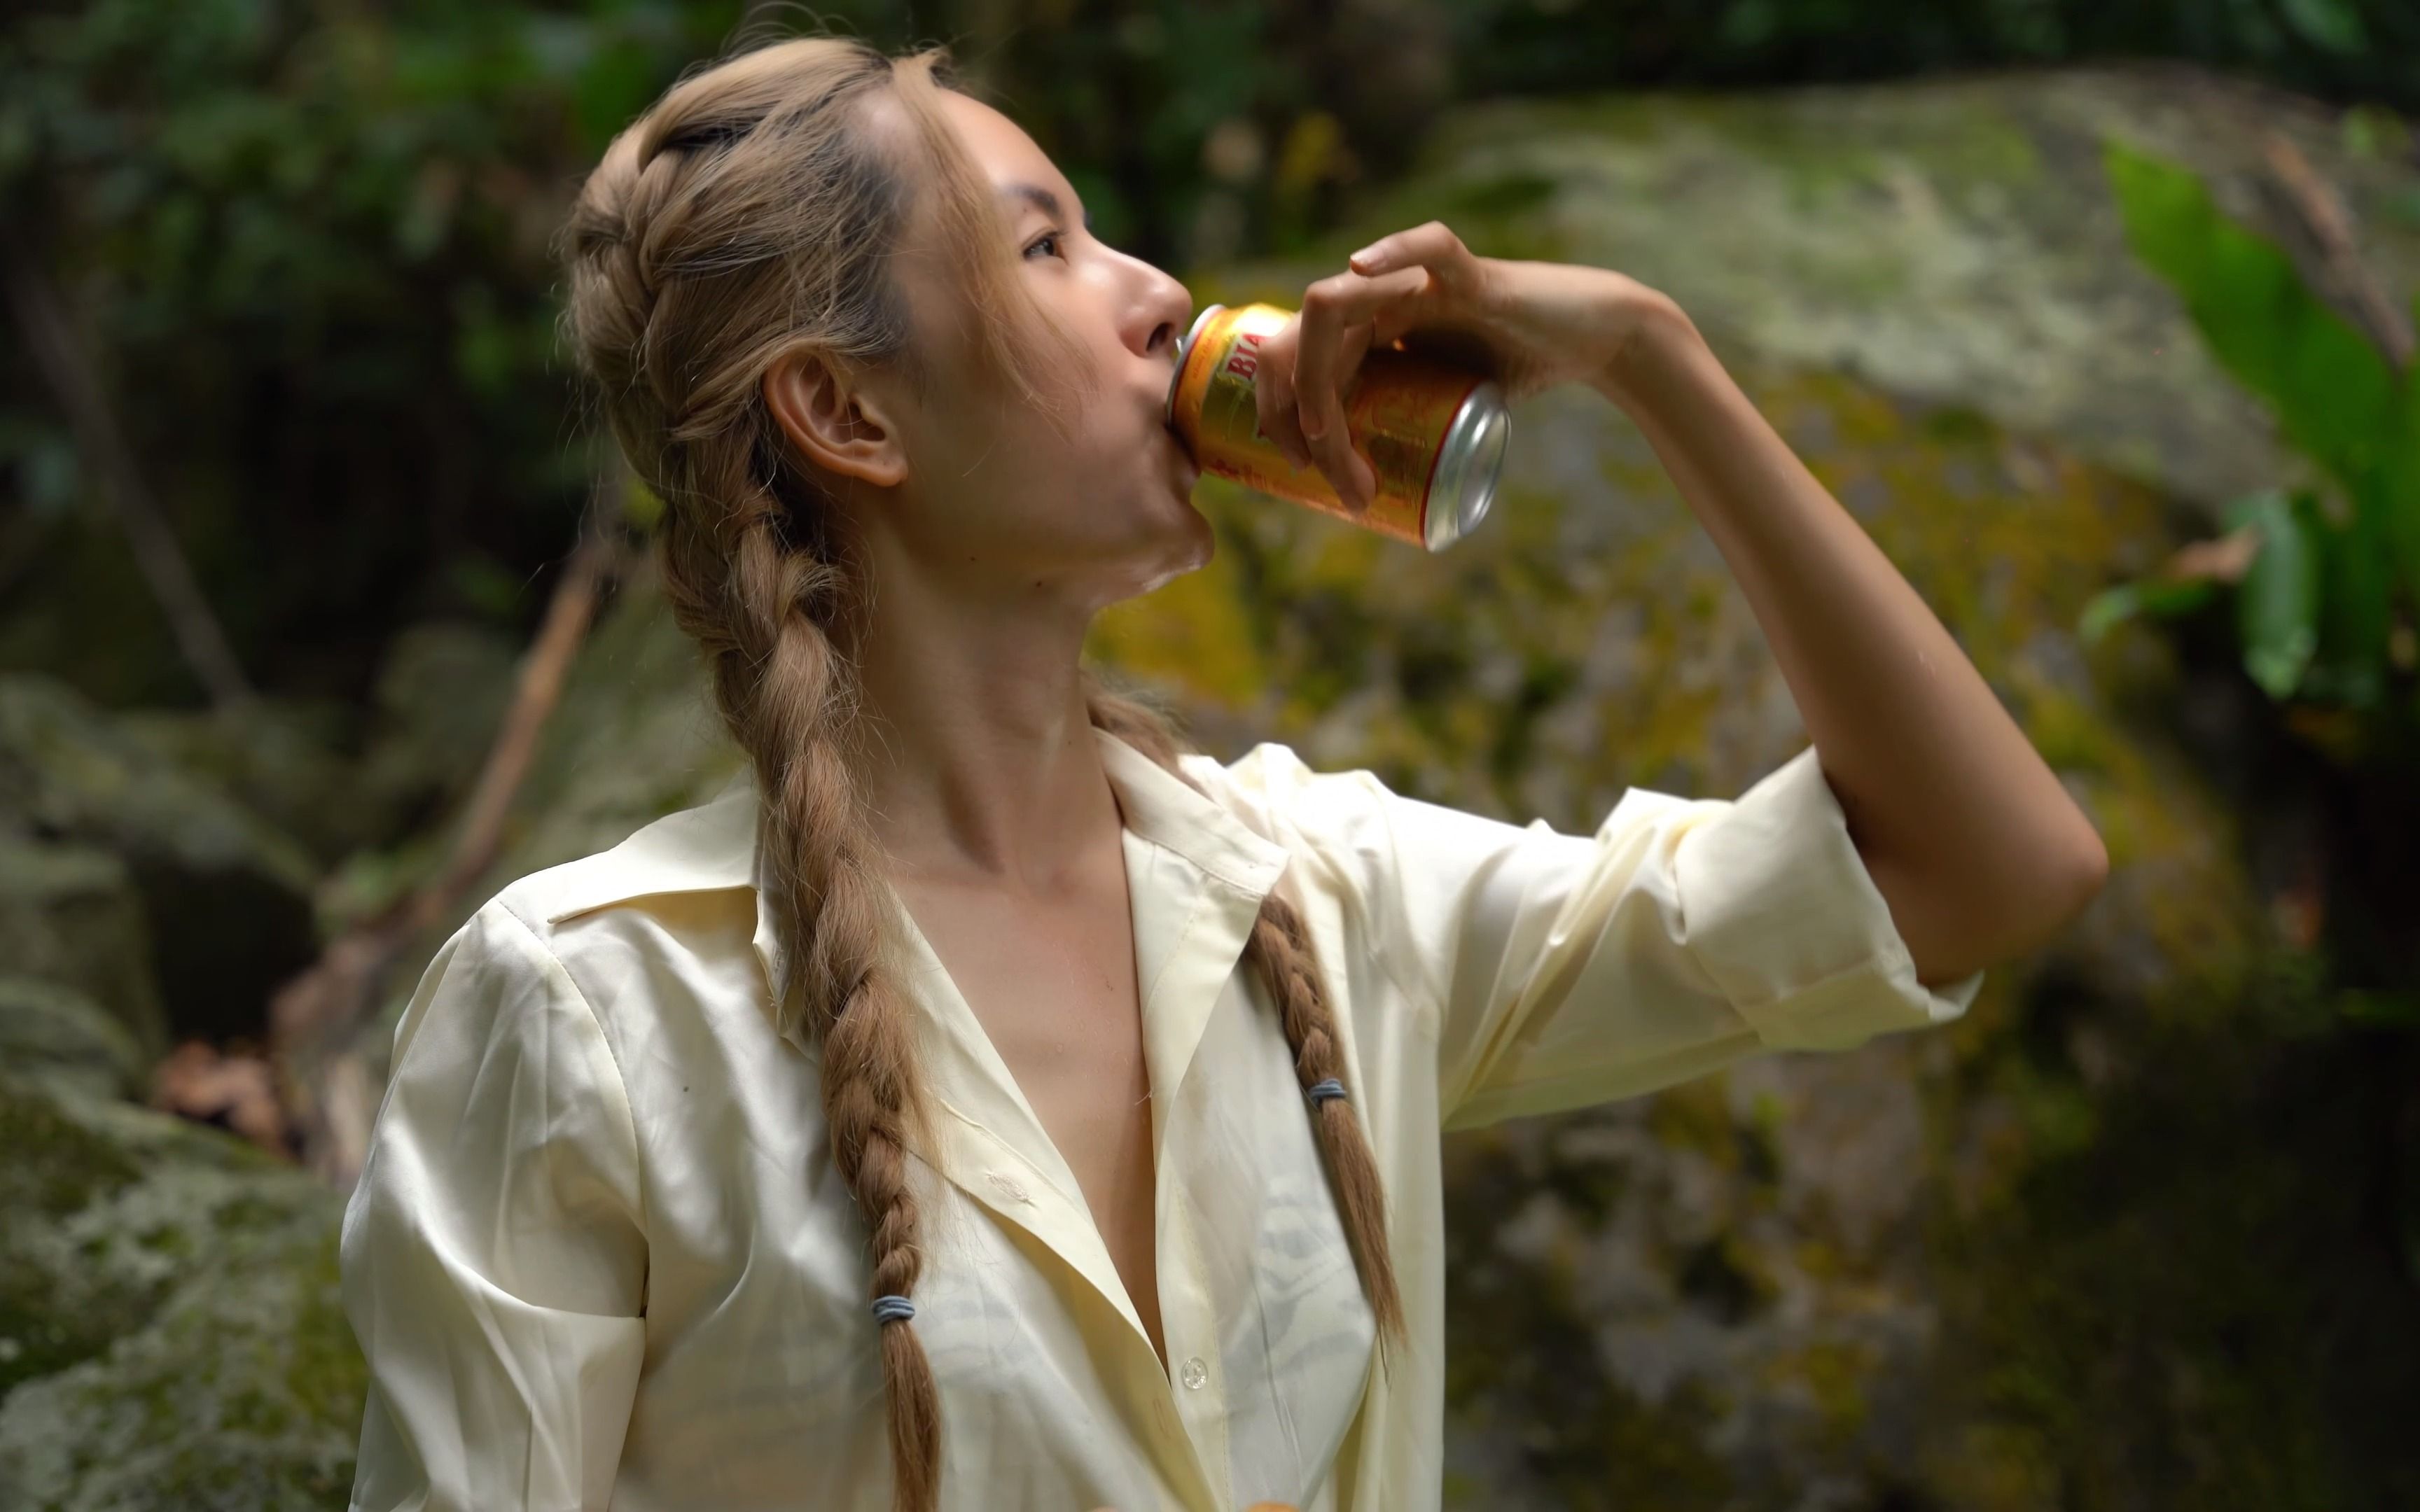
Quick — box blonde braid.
[694,484,940,1508]
[1083,678,1407,1352]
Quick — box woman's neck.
[842,554,1120,893]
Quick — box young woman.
[338,30,2107,1512]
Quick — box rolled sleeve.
[1670,742,1984,1052]
[1437,742,1983,1128]
[341,898,648,1512]
[1210,740,1982,1133]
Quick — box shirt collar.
[538,724,1292,1005]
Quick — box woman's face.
[767,89,1207,615]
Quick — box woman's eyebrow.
[1000,181,1093,232]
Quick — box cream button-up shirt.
[341,726,1984,1512]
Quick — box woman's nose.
[1134,267,1192,360]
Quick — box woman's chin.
[1160,493,1217,572]
[1102,499,1215,602]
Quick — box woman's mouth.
[1164,421,1200,483]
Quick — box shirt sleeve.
[341,897,648,1512]
[1211,740,1985,1132]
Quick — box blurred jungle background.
[5,0,2419,1506]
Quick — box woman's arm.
[1595,300,2109,990]
[342,899,648,1512]
[1263,219,2108,996]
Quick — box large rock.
[0,839,165,1061]
[1225,64,2420,519]
[0,685,365,1505]
[0,676,321,1046]
[0,1070,362,1511]
[0,976,148,1105]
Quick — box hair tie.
[870,1294,916,1324]
[1305,1077,1347,1107]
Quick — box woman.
[338,29,2107,1512]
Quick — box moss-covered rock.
[0,676,321,1046]
[123,620,529,884]
[0,1073,363,1510]
[1214,65,2420,520]
[0,976,147,1105]
[0,840,165,1062]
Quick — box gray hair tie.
[870,1294,916,1324]
[1305,1077,1347,1106]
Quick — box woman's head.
[561,34,1204,635]
[558,34,1398,1512]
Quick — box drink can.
[1164,302,1510,551]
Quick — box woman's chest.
[902,872,1169,1357]
[609,967,1379,1511]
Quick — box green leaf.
[2078,584,2143,645]
[2280,0,2369,53]
[2338,989,2420,1026]
[2389,333,2420,609]
[2078,576,2217,644]
[2105,141,2397,496]
[2316,479,2393,709]
[2235,489,2324,701]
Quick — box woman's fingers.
[1295,265,1425,442]
[1299,320,1379,512]
[1252,324,1314,473]
[1295,265,1423,510]
[1346,220,1487,295]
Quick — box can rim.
[1166,304,1226,429]
[1424,378,1509,552]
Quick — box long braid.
[681,479,942,1508]
[1083,678,1407,1353]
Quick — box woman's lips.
[1164,419,1200,480]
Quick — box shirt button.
[1179,1355,1209,1390]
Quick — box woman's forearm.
[1594,298,2108,988]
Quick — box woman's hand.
[1250,220,1678,512]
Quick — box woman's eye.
[1024,230,1064,261]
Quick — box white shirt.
[341,725,1984,1512]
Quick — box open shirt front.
[340,724,1985,1512]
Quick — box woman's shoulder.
[1175,738,1410,898]
[421,778,770,1029]
[485,778,761,934]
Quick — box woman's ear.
[762,346,911,489]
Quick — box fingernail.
[1349,243,1385,269]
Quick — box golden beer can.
[1164,302,1510,551]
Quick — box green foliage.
[2086,143,2420,1403]
[2229,487,2326,700]
[2085,139,2420,718]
